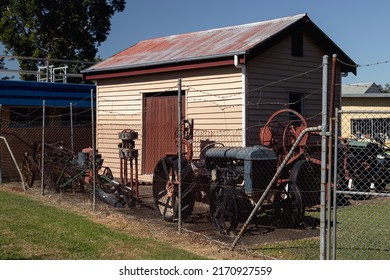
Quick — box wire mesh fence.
[332,110,390,259]
[1,55,389,259]
[94,108,325,253]
[3,107,388,260]
[0,104,93,188]
[4,99,390,259]
[0,73,327,260]
[1,104,325,256]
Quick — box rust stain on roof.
[86,14,307,73]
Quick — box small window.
[289,92,304,118]
[291,32,303,57]
[351,118,390,140]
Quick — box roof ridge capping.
[163,13,308,39]
[219,13,307,29]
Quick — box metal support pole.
[326,54,337,259]
[41,100,46,195]
[124,158,128,185]
[135,157,139,197]
[320,55,329,260]
[70,102,74,153]
[177,78,183,234]
[0,136,25,190]
[332,107,340,260]
[91,90,96,211]
[0,104,2,184]
[130,159,133,190]
[45,58,49,82]
[120,159,124,184]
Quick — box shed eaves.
[86,14,307,73]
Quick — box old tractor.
[152,109,322,234]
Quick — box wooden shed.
[83,14,356,177]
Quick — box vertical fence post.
[332,107,340,260]
[91,89,96,211]
[0,104,2,184]
[320,55,329,260]
[177,78,182,234]
[70,102,74,154]
[41,100,46,195]
[326,54,337,259]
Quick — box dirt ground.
[1,181,320,260]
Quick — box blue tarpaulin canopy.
[0,80,95,108]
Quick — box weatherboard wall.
[246,34,342,145]
[95,66,243,177]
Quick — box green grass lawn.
[2,187,388,260]
[333,199,390,259]
[255,198,390,260]
[0,189,207,260]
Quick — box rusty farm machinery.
[152,109,390,234]
[19,130,140,208]
[152,109,322,234]
[17,108,390,236]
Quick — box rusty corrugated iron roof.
[85,14,308,73]
[83,13,356,76]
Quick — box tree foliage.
[0,56,15,80]
[0,0,125,80]
[378,83,390,93]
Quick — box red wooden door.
[142,93,185,174]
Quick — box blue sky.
[2,0,390,85]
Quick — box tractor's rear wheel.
[210,186,238,235]
[152,157,195,222]
[273,182,304,228]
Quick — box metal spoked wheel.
[273,182,304,228]
[260,109,309,164]
[210,186,238,235]
[152,157,195,222]
[102,166,114,180]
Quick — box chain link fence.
[332,110,390,259]
[94,109,325,256]
[3,101,390,260]
[1,62,389,259]
[1,101,326,259]
[3,107,388,260]
[0,104,93,189]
